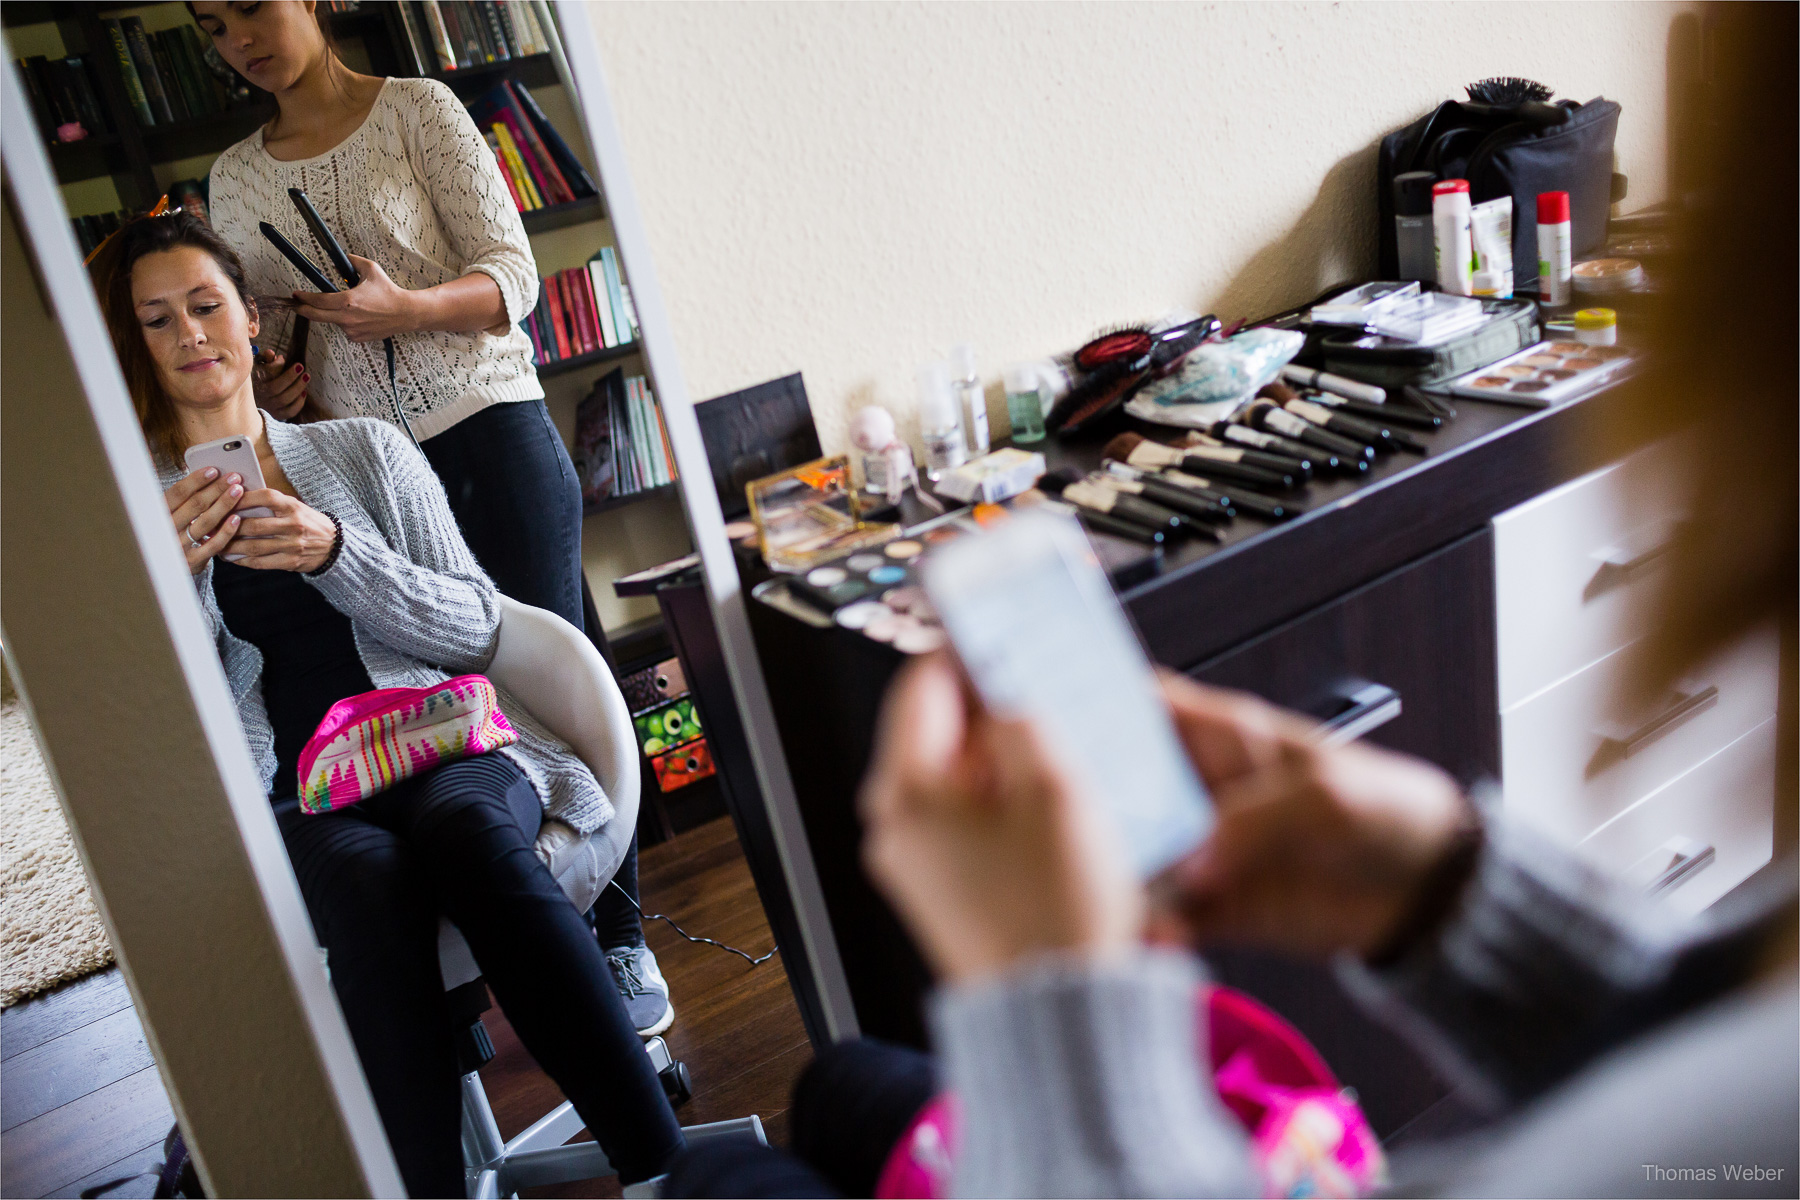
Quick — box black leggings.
[420,398,643,948]
[664,1040,938,1198]
[276,755,682,1194]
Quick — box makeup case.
[1312,297,1540,388]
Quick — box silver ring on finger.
[186,522,204,549]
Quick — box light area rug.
[0,666,114,1007]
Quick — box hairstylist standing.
[195,0,670,1036]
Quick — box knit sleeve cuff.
[930,950,1254,1198]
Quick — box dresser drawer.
[1493,439,1688,710]
[1500,625,1779,844]
[1188,528,1498,788]
[1577,717,1777,915]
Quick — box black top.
[213,560,374,800]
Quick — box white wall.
[585,1,1687,453]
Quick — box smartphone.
[184,436,272,561]
[923,509,1214,878]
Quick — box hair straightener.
[258,190,419,449]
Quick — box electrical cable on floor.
[609,880,778,966]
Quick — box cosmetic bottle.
[916,362,966,480]
[1003,363,1047,444]
[1573,307,1617,346]
[1393,171,1437,282]
[1432,180,1474,296]
[949,344,989,456]
[1536,191,1573,306]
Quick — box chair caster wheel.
[659,1058,692,1107]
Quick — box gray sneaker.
[606,942,674,1038]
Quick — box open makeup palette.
[1439,340,1633,408]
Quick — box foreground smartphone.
[923,510,1214,878]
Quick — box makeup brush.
[1177,431,1314,481]
[1205,421,1369,476]
[1104,431,1297,492]
[1267,385,1432,449]
[1091,465,1230,525]
[1279,364,1387,404]
[1072,507,1166,546]
[1142,464,1297,521]
[1091,475,1222,540]
[1279,394,1426,454]
[1040,468,1201,537]
[1264,381,1442,431]
[1245,401,1376,460]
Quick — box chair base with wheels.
[444,597,767,1198]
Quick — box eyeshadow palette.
[1440,340,1632,408]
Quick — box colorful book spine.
[420,2,458,71]
[477,1,513,60]
[163,32,212,117]
[491,123,542,209]
[506,80,599,197]
[484,131,526,210]
[102,20,155,127]
[572,269,600,354]
[598,247,629,344]
[655,395,678,482]
[485,86,573,203]
[150,33,191,121]
[587,260,617,347]
[120,18,175,124]
[518,1,550,55]
[544,274,572,359]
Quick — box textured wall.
[585,1,1688,452]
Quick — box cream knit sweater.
[210,77,543,441]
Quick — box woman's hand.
[292,254,416,343]
[165,467,244,575]
[858,652,1144,986]
[1150,675,1473,959]
[252,351,310,419]
[230,490,340,573]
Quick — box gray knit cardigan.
[161,414,612,835]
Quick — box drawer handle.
[1640,837,1716,896]
[1585,518,1683,601]
[1313,681,1403,746]
[1587,684,1719,777]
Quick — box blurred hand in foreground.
[858,651,1143,985]
[858,655,1475,985]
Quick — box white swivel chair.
[443,596,764,1199]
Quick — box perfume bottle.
[916,362,966,480]
[949,343,989,456]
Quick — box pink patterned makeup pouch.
[297,675,517,813]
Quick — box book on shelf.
[100,19,155,128]
[168,179,211,225]
[70,207,132,257]
[120,17,176,125]
[525,252,639,368]
[148,33,189,122]
[507,79,598,197]
[18,55,109,142]
[572,369,678,508]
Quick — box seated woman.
[97,211,682,1196]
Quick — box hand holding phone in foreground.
[860,658,1475,984]
[858,651,1146,986]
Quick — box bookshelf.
[5,0,690,633]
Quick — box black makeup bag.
[1314,298,1540,388]
[1376,80,1622,295]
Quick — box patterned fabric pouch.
[296,675,517,813]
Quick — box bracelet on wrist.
[305,511,344,577]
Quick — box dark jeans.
[665,1040,938,1198]
[276,755,683,1194]
[421,398,643,948]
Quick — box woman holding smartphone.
[194,0,668,1035]
[102,211,683,1197]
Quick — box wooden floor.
[0,815,810,1198]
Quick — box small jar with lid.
[1573,307,1618,346]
